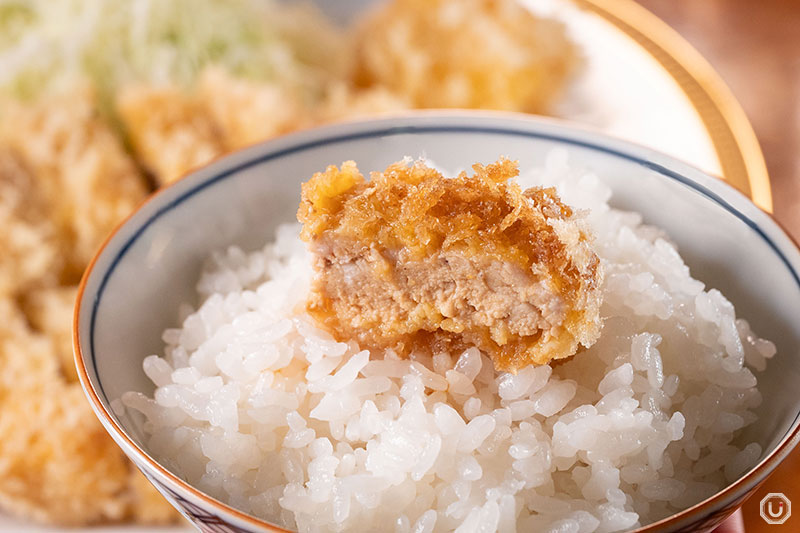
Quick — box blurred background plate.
[531,0,771,211]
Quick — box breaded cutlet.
[0,88,148,282]
[352,0,581,113]
[0,299,178,525]
[0,90,179,526]
[298,158,602,372]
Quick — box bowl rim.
[74,110,800,532]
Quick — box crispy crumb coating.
[117,69,309,185]
[198,68,312,151]
[21,286,79,382]
[0,88,148,282]
[352,0,581,113]
[116,84,225,185]
[316,83,411,123]
[0,91,179,526]
[0,148,61,298]
[298,159,602,372]
[116,70,407,185]
[0,299,179,526]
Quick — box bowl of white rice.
[75,112,800,533]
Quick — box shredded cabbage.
[0,0,346,102]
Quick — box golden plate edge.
[575,0,772,212]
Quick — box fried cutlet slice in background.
[351,0,581,113]
[116,83,226,185]
[0,91,179,526]
[116,69,407,185]
[20,286,79,382]
[0,299,179,525]
[0,88,148,282]
[0,148,61,299]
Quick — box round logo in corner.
[761,492,791,525]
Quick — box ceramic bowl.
[75,112,800,533]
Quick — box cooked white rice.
[121,150,776,532]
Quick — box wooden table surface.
[636,1,800,531]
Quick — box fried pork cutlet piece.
[298,159,602,372]
[117,84,225,185]
[316,83,411,123]
[352,0,581,113]
[0,92,177,525]
[20,286,79,382]
[0,148,60,298]
[117,69,310,185]
[198,68,311,151]
[0,88,148,281]
[0,299,179,525]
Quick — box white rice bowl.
[120,151,776,533]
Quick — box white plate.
[539,0,722,174]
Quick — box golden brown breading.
[0,148,61,298]
[0,91,179,526]
[20,286,79,382]
[0,384,131,525]
[0,299,128,525]
[0,299,180,526]
[198,68,311,151]
[0,88,148,281]
[352,0,581,113]
[117,84,225,185]
[0,300,60,394]
[117,70,311,185]
[298,159,602,372]
[316,83,411,123]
